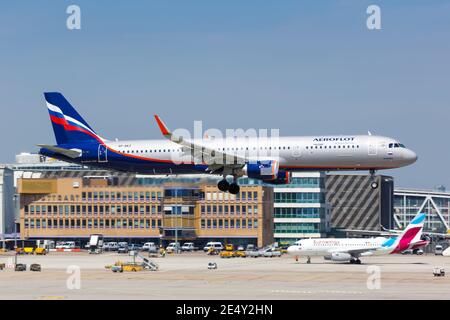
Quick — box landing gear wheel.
[217,180,230,192]
[370,182,379,189]
[349,259,355,264]
[228,183,240,195]
[356,259,362,265]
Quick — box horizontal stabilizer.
[37,144,82,159]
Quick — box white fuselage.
[287,238,392,257]
[100,134,417,173]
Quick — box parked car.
[261,248,282,258]
[203,242,223,252]
[181,243,198,252]
[128,244,142,251]
[55,242,65,249]
[237,245,245,251]
[402,249,414,255]
[117,242,129,254]
[104,242,119,252]
[415,249,424,255]
[56,241,76,249]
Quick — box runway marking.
[271,289,363,295]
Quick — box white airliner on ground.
[287,213,427,264]
[38,92,417,194]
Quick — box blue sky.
[1,1,449,189]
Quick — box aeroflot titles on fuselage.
[313,137,355,142]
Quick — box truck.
[89,234,104,254]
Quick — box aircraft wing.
[329,247,381,258]
[154,115,247,173]
[341,229,397,237]
[37,144,82,159]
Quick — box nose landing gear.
[370,169,379,189]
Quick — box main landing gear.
[349,258,362,265]
[370,169,379,189]
[217,177,240,195]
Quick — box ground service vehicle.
[220,244,235,258]
[89,234,104,254]
[435,245,444,255]
[166,242,181,253]
[203,242,224,252]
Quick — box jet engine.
[244,160,279,180]
[324,252,352,261]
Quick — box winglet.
[154,115,171,138]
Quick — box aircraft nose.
[404,149,418,164]
[287,246,298,255]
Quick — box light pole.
[175,188,178,253]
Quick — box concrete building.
[326,174,394,234]
[394,188,450,233]
[0,166,16,237]
[18,176,274,247]
[272,172,330,245]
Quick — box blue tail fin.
[44,92,102,145]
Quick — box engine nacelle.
[243,160,279,180]
[263,170,290,185]
[324,252,352,262]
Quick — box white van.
[203,242,223,252]
[166,242,181,253]
[142,242,157,253]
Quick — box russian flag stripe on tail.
[44,92,102,145]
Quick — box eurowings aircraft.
[38,92,417,194]
[286,212,427,264]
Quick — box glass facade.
[275,192,324,203]
[273,173,329,245]
[394,190,450,232]
[274,207,325,219]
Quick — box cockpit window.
[389,143,406,149]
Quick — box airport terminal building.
[18,175,274,247]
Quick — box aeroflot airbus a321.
[38,92,417,194]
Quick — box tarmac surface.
[0,252,449,300]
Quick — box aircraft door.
[292,145,302,158]
[368,143,377,156]
[98,144,108,163]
